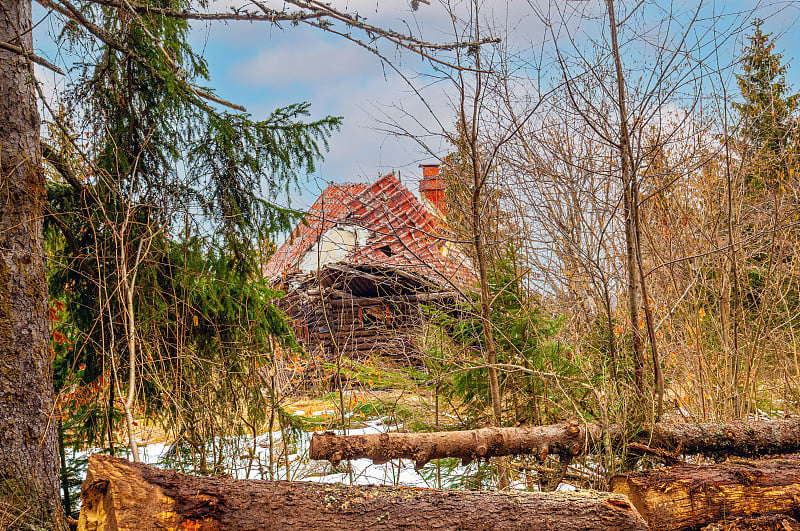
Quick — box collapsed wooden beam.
[324,291,460,307]
[310,419,800,467]
[610,460,800,531]
[77,454,648,531]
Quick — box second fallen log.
[310,421,599,468]
[310,418,800,468]
[644,419,800,458]
[610,460,800,531]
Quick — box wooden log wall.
[278,284,440,363]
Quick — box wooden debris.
[277,263,461,363]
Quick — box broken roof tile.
[263,174,475,289]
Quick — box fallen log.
[702,515,800,531]
[645,419,800,458]
[310,420,599,469]
[610,460,800,531]
[77,454,647,531]
[310,419,800,467]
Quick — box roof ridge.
[325,181,369,188]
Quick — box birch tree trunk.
[0,1,65,527]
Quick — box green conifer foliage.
[733,19,799,189]
[42,1,338,487]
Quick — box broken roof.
[263,173,475,290]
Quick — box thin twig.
[0,40,63,74]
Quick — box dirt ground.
[128,388,458,447]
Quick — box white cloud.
[316,74,453,182]
[231,37,377,86]
[213,0,458,186]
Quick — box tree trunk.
[0,2,64,529]
[77,454,648,531]
[310,421,601,468]
[606,0,646,398]
[610,460,800,531]
[310,419,800,467]
[459,43,509,488]
[644,419,800,458]
[703,515,800,531]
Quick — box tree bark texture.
[644,419,800,459]
[0,1,64,528]
[702,514,800,531]
[610,460,800,531]
[310,419,800,468]
[77,454,648,531]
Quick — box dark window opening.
[362,309,382,327]
[379,245,394,257]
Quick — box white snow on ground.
[69,419,458,488]
[67,418,579,494]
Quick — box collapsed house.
[263,167,475,362]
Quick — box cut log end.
[611,460,800,531]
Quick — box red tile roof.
[264,174,475,290]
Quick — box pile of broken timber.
[279,289,458,365]
[275,263,462,364]
[76,418,800,530]
[280,287,423,362]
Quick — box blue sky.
[31,0,800,210]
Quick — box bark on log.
[645,420,800,458]
[702,515,800,531]
[610,460,800,531]
[310,420,600,468]
[310,419,800,468]
[77,454,647,531]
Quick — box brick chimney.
[419,163,444,214]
